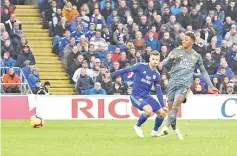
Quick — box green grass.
[1,120,237,156]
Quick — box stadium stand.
[1,0,237,95]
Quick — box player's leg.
[167,102,177,130]
[161,87,188,139]
[146,96,166,137]
[168,102,183,140]
[130,95,153,138]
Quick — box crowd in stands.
[1,0,50,94]
[1,0,237,95]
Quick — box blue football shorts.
[130,95,162,113]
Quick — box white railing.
[0,67,33,94]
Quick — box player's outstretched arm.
[111,63,139,78]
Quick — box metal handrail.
[0,67,33,94]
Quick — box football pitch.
[1,120,237,156]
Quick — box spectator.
[225,25,237,47]
[90,30,108,51]
[9,21,23,47]
[5,14,21,33]
[157,62,170,79]
[190,8,203,30]
[72,60,94,83]
[113,23,129,47]
[215,4,225,22]
[1,52,16,73]
[131,51,145,65]
[28,67,40,94]
[204,16,219,36]
[83,44,99,62]
[95,65,107,83]
[145,30,160,51]
[1,39,17,59]
[211,46,223,64]
[101,25,112,43]
[16,45,35,68]
[36,81,51,95]
[22,61,34,80]
[101,1,113,20]
[139,15,150,36]
[70,16,87,32]
[192,84,205,94]
[75,67,94,94]
[220,76,230,94]
[133,31,145,51]
[62,2,79,23]
[212,76,220,90]
[193,32,207,59]
[1,8,11,23]
[170,0,183,16]
[218,61,235,78]
[15,36,27,58]
[106,9,121,26]
[87,82,106,95]
[0,23,6,34]
[160,46,168,62]
[118,51,129,69]
[66,46,81,74]
[102,53,113,71]
[223,16,233,37]
[86,24,96,41]
[90,8,106,30]
[190,77,205,94]
[225,1,237,22]
[101,75,113,95]
[77,35,89,53]
[2,67,20,93]
[176,7,192,29]
[160,31,175,53]
[1,0,15,15]
[226,83,236,94]
[71,25,85,44]
[215,66,228,82]
[112,75,128,95]
[144,45,152,62]
[201,25,215,45]
[80,10,90,29]
[221,40,229,56]
[110,61,120,73]
[57,30,71,56]
[68,55,84,79]
[162,7,171,24]
[203,53,218,75]
[111,47,121,62]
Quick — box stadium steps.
[16,5,74,95]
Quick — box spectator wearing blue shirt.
[71,25,85,44]
[70,16,88,33]
[106,9,121,26]
[145,30,160,51]
[85,24,96,40]
[22,61,34,80]
[100,0,115,10]
[58,30,71,56]
[170,1,182,16]
[28,67,40,93]
[87,82,106,95]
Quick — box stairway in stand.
[15,5,75,95]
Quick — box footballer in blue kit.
[111,51,167,138]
